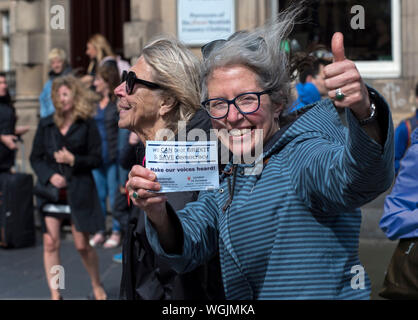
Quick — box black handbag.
[33,128,64,204]
[379,238,418,300]
[33,180,60,203]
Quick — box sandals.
[89,233,106,247]
[88,284,107,300]
[103,233,121,249]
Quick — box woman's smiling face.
[114,56,163,134]
[207,64,281,158]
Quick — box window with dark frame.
[1,10,10,71]
[279,0,393,62]
[0,10,14,98]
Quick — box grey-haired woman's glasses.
[201,90,271,119]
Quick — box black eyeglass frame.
[121,70,162,94]
[201,90,271,120]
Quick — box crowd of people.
[0,4,417,300]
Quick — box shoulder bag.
[33,128,64,203]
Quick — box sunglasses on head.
[121,70,162,94]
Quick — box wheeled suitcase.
[0,172,35,248]
[0,135,36,249]
[0,173,36,248]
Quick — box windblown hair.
[87,34,115,74]
[142,37,201,132]
[200,3,304,119]
[52,75,98,128]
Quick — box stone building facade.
[2,0,417,170]
[0,0,70,171]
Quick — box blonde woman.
[82,34,116,87]
[39,48,72,118]
[30,75,107,300]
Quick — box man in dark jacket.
[0,73,29,173]
[0,101,16,173]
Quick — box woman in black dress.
[30,75,107,300]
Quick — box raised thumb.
[331,32,346,62]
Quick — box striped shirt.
[146,91,394,299]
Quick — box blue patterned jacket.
[146,90,394,299]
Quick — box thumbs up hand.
[324,32,371,120]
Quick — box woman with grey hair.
[115,37,224,300]
[126,6,394,299]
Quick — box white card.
[146,141,219,193]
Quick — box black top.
[102,100,119,163]
[0,102,16,172]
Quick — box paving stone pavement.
[0,223,122,300]
[0,189,398,300]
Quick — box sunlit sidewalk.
[0,227,122,300]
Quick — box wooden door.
[70,0,131,73]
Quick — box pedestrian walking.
[81,34,116,88]
[30,75,107,300]
[81,34,130,88]
[89,62,123,249]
